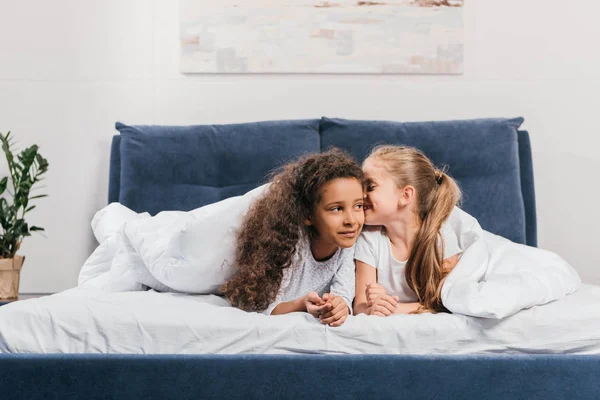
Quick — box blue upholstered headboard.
[108,117,537,247]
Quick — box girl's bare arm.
[353,260,378,315]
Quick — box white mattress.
[1,285,599,354]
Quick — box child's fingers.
[379,298,397,313]
[374,304,393,316]
[366,288,386,297]
[328,295,343,306]
[315,303,333,313]
[383,294,398,306]
[322,302,346,320]
[309,305,330,318]
[367,293,386,302]
[369,302,392,316]
[322,295,343,313]
[329,315,347,327]
[320,308,334,319]
[369,295,397,309]
[320,308,348,325]
[306,292,322,304]
[367,298,380,307]
[308,303,332,317]
[320,301,346,320]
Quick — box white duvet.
[440,208,581,318]
[78,188,581,319]
[78,184,269,294]
[1,285,599,354]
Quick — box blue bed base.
[1,354,598,399]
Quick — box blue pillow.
[116,120,320,215]
[319,117,526,244]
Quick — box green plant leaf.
[0,177,7,195]
[35,154,49,173]
[13,219,29,236]
[0,198,14,231]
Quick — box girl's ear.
[304,217,313,226]
[398,185,415,207]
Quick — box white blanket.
[441,208,581,318]
[1,285,599,354]
[78,184,269,294]
[78,190,581,319]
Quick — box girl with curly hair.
[221,148,364,327]
[354,145,463,316]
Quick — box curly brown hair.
[221,148,364,312]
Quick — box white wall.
[0,0,599,293]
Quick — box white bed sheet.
[1,285,599,354]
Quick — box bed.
[1,117,599,399]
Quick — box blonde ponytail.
[406,169,461,312]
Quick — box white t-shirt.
[354,207,464,302]
[264,235,355,315]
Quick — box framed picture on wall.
[179,0,464,74]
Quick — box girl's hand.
[442,254,460,273]
[367,294,399,317]
[304,291,332,318]
[319,292,350,327]
[365,283,388,302]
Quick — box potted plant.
[0,132,49,299]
